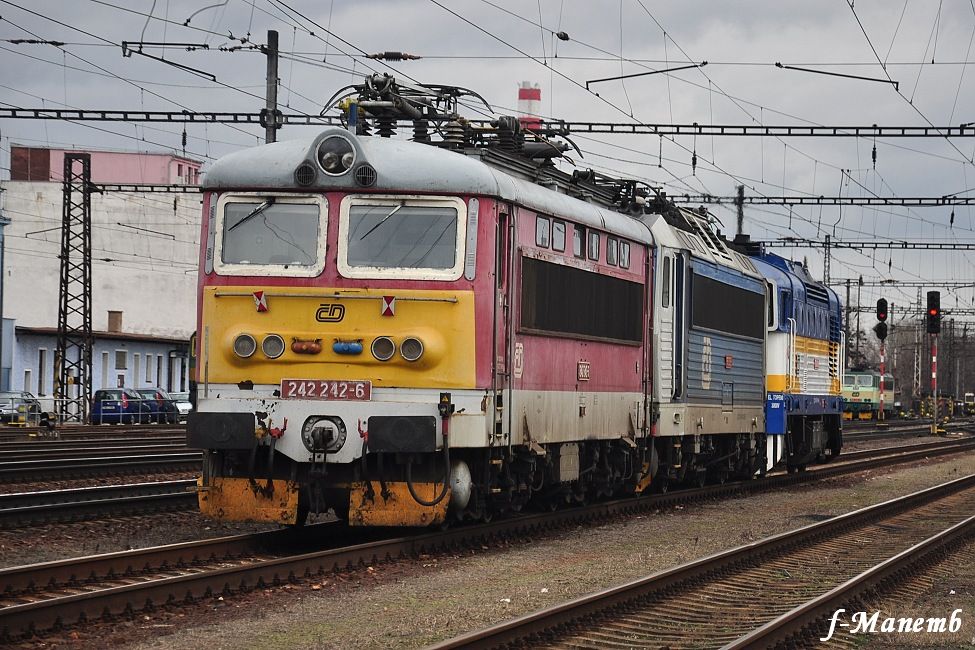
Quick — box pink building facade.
[10,145,202,184]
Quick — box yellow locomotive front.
[190,129,494,527]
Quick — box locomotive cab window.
[587,231,600,261]
[573,225,585,258]
[338,195,466,280]
[552,220,566,252]
[535,216,550,248]
[214,194,326,277]
[607,237,619,266]
[619,241,630,269]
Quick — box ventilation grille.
[354,164,377,187]
[294,163,316,186]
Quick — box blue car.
[90,388,151,425]
[134,388,180,424]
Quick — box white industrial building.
[0,145,202,409]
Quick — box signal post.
[873,299,888,422]
[927,291,941,434]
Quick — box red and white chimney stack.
[517,82,542,129]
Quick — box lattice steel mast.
[54,154,94,423]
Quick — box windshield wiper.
[228,197,275,231]
[358,204,403,241]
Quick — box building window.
[115,350,127,370]
[573,225,584,258]
[552,220,566,252]
[101,351,109,389]
[134,354,141,388]
[23,369,31,394]
[177,163,183,179]
[37,349,47,396]
[587,231,600,261]
[146,354,153,383]
[535,216,550,248]
[156,356,162,388]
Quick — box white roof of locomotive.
[639,210,761,279]
[205,127,654,244]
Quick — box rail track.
[0,435,186,452]
[1,435,973,641]
[843,419,970,442]
[0,480,197,529]
[0,431,968,530]
[0,451,201,483]
[433,473,975,649]
[0,424,184,442]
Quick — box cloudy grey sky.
[1,0,974,316]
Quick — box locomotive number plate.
[280,379,372,401]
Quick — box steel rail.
[0,436,186,451]
[1,438,973,641]
[0,480,197,529]
[429,473,975,650]
[0,444,188,462]
[0,424,184,441]
[0,452,201,482]
[723,514,975,648]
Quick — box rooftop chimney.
[517,82,542,130]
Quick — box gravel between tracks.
[10,453,970,650]
[0,509,272,568]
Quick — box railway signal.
[926,291,941,334]
[872,322,888,340]
[876,298,887,322]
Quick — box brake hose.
[406,441,450,506]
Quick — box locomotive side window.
[215,194,326,277]
[607,237,619,266]
[587,231,600,260]
[573,225,585,258]
[619,241,630,268]
[661,255,672,308]
[552,220,566,252]
[521,257,642,342]
[338,195,466,280]
[535,216,550,248]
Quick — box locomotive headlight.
[400,337,424,362]
[317,135,355,175]
[371,336,396,361]
[262,334,286,359]
[233,333,257,358]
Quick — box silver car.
[171,391,193,423]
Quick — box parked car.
[0,391,41,425]
[134,388,180,424]
[171,391,193,423]
[90,388,151,425]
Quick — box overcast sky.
[2,0,975,317]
